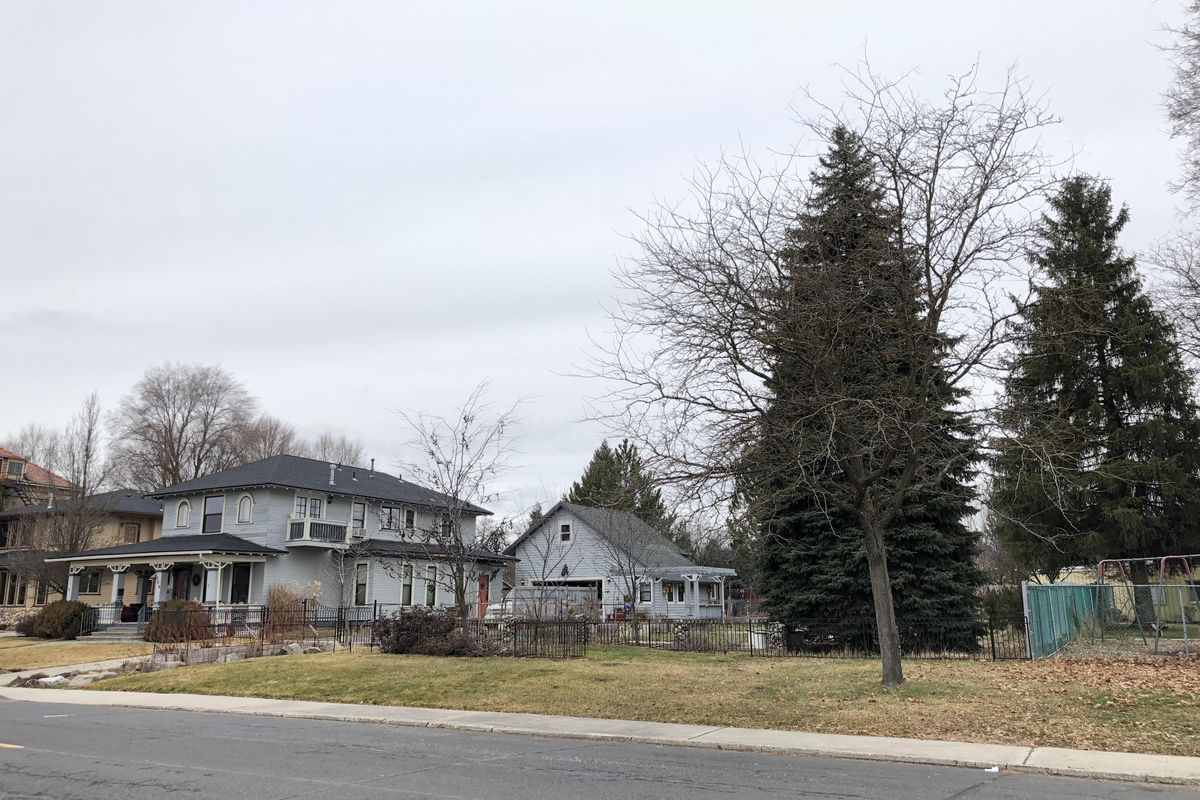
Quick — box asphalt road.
[0,699,1194,800]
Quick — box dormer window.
[6,460,23,479]
[560,523,572,542]
[176,500,191,528]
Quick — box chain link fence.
[1024,581,1198,658]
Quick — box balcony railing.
[286,516,349,545]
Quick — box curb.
[1,686,1196,786]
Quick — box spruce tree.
[746,127,983,650]
[993,176,1200,601]
[565,439,674,532]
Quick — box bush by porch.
[94,646,1200,757]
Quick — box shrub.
[14,613,38,637]
[33,600,90,640]
[145,599,211,643]
[264,583,314,643]
[373,607,495,657]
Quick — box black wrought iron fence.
[586,616,1028,660]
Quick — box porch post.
[718,577,726,621]
[108,564,129,605]
[65,567,82,601]
[690,575,700,618]
[246,563,255,606]
[150,562,174,605]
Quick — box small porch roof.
[361,538,515,567]
[45,533,285,565]
[642,565,737,580]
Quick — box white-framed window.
[401,564,413,605]
[638,582,652,603]
[560,523,572,542]
[404,508,415,533]
[123,522,141,543]
[175,500,191,528]
[0,570,28,606]
[237,494,254,524]
[351,501,366,530]
[663,581,685,603]
[354,561,369,606]
[295,495,322,519]
[705,583,720,604]
[381,505,402,531]
[424,565,437,606]
[79,570,102,595]
[6,460,23,478]
[202,495,225,533]
[34,581,48,605]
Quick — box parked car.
[484,600,513,620]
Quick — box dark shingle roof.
[360,538,514,565]
[45,533,285,561]
[0,488,162,520]
[504,501,695,568]
[147,455,490,515]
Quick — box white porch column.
[690,575,700,618]
[718,577,726,621]
[150,562,174,605]
[246,563,255,606]
[65,567,82,601]
[108,565,129,605]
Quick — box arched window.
[176,500,191,528]
[237,494,254,524]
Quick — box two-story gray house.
[504,501,736,620]
[48,455,509,617]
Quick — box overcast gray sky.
[0,1,1189,515]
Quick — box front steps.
[84,622,144,642]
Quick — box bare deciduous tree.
[239,415,309,461]
[1147,232,1200,366]
[309,432,366,466]
[1165,2,1200,207]
[2,423,61,471]
[590,65,1057,686]
[108,362,257,490]
[7,394,114,594]
[383,383,523,619]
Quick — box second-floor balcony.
[286,516,349,548]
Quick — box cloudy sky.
[1,1,1189,515]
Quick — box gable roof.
[504,501,695,568]
[146,454,490,515]
[0,488,162,521]
[45,533,286,562]
[0,447,72,489]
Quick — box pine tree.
[565,439,674,532]
[745,127,984,650]
[993,176,1200,601]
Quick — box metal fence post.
[988,617,997,661]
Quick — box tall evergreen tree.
[993,176,1200,600]
[745,127,983,650]
[566,439,674,532]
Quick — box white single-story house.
[504,501,736,620]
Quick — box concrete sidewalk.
[1,685,1197,786]
[0,655,151,687]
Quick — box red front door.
[478,575,490,618]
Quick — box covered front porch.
[46,534,284,625]
[638,566,738,620]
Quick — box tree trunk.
[863,519,904,687]
[1128,560,1157,630]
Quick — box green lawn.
[93,646,1200,756]
[0,638,151,671]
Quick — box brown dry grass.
[0,639,151,671]
[94,647,1200,756]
